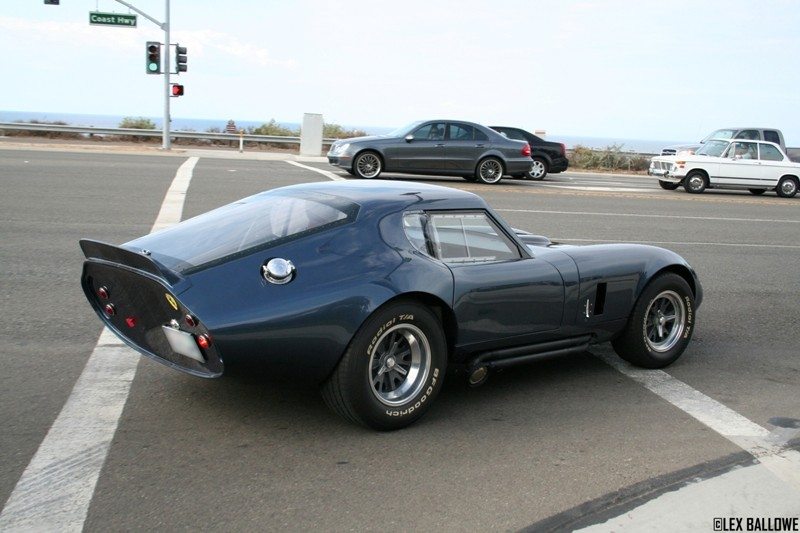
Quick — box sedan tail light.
[521,143,531,157]
[559,143,566,156]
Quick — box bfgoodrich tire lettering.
[611,273,695,369]
[321,302,447,430]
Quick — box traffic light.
[175,45,188,73]
[145,41,161,74]
[171,84,184,97]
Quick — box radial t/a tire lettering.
[611,273,695,369]
[321,301,447,430]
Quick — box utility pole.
[112,0,172,150]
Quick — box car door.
[443,123,489,172]
[389,122,446,172]
[757,143,788,187]
[425,211,564,346]
[716,141,762,186]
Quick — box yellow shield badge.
[165,293,178,311]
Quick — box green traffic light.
[148,63,158,72]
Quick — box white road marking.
[552,237,800,250]
[599,352,800,491]
[497,208,800,225]
[285,160,345,180]
[0,157,199,532]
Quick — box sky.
[2,0,800,142]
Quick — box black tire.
[526,157,548,180]
[321,301,447,430]
[748,188,766,195]
[345,169,355,176]
[352,151,382,179]
[776,176,798,198]
[475,157,504,184]
[659,180,679,190]
[611,273,695,369]
[683,171,708,194]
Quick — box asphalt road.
[0,148,798,531]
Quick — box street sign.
[89,12,137,28]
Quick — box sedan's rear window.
[126,190,359,273]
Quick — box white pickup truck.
[648,138,800,198]
[661,128,786,156]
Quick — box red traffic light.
[171,84,184,97]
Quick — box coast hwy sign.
[89,12,137,28]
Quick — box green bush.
[6,120,81,139]
[118,117,156,129]
[250,119,299,137]
[323,123,367,139]
[568,144,650,172]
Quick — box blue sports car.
[81,181,702,430]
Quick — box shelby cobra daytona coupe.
[81,181,702,430]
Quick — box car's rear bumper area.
[550,156,569,173]
[82,260,223,377]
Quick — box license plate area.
[162,326,205,363]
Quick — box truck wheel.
[659,180,679,190]
[321,302,447,430]
[683,171,708,194]
[611,273,695,369]
[776,176,798,198]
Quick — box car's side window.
[503,129,526,141]
[734,130,759,141]
[402,213,434,257]
[427,212,520,263]
[759,143,784,162]
[448,123,474,141]
[764,130,781,145]
[729,141,757,159]
[412,123,445,141]
[474,128,488,141]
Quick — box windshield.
[695,140,729,157]
[700,129,737,143]
[387,121,425,137]
[126,189,360,273]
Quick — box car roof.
[267,180,488,212]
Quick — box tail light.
[196,334,212,350]
[104,304,116,317]
[185,314,197,327]
[559,143,566,156]
[125,317,137,328]
[97,286,110,300]
[521,143,531,157]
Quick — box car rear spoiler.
[79,239,184,286]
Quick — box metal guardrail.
[0,122,337,145]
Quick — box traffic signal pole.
[113,0,171,150]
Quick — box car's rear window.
[125,190,360,273]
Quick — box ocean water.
[1,110,687,154]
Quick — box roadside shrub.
[568,144,650,173]
[323,123,367,139]
[6,120,81,139]
[118,117,156,130]
[250,119,299,137]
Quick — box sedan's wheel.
[353,151,382,179]
[611,273,695,369]
[748,188,766,195]
[776,176,799,198]
[683,171,708,194]
[525,158,548,180]
[476,157,504,184]
[659,180,679,190]
[321,301,447,430]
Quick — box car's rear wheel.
[659,180,679,190]
[748,188,766,195]
[353,151,382,179]
[321,301,447,430]
[476,157,504,184]
[683,171,708,194]
[776,176,798,198]
[611,273,695,369]
[526,158,548,180]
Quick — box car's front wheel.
[683,171,708,194]
[321,301,447,430]
[611,273,695,369]
[776,176,798,198]
[526,157,548,180]
[353,151,382,179]
[659,180,679,190]
[476,157,504,184]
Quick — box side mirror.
[405,134,414,143]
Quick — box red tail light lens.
[185,314,197,327]
[104,304,116,317]
[521,143,531,157]
[98,286,110,300]
[560,143,566,156]
[125,317,137,328]
[196,334,212,350]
